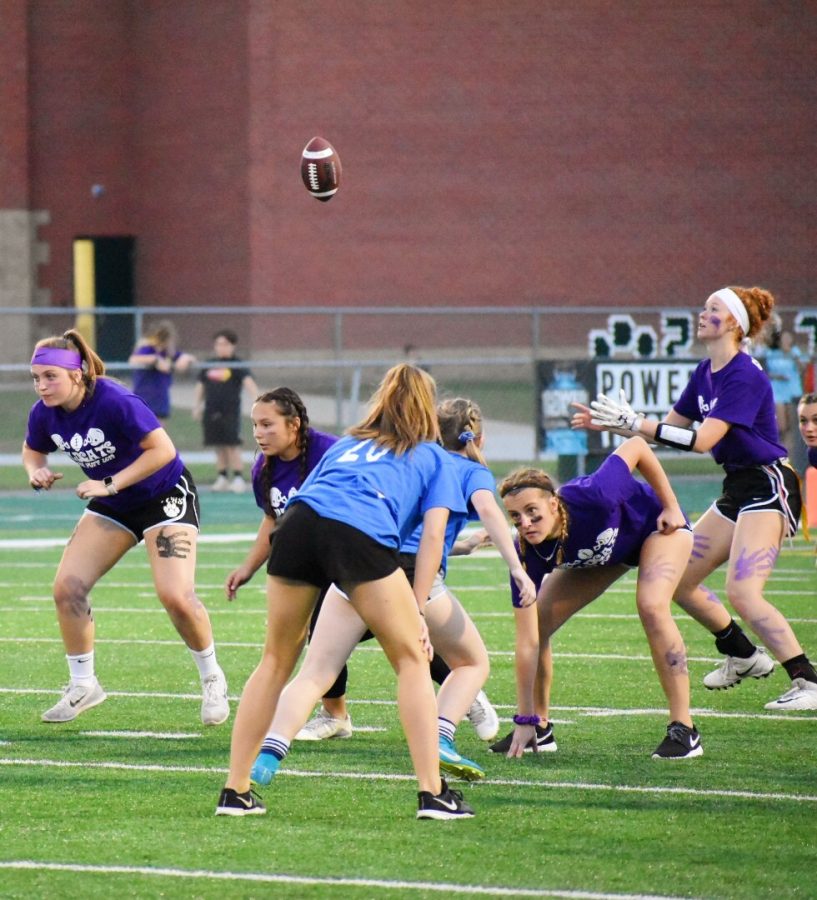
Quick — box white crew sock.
[67,651,96,686]
[438,716,456,743]
[188,642,221,680]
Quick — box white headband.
[710,287,749,336]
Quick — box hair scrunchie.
[458,430,476,444]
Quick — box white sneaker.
[703,648,775,690]
[201,670,229,725]
[42,678,107,723]
[764,678,817,711]
[295,709,353,741]
[230,475,247,494]
[466,690,500,741]
[211,474,230,492]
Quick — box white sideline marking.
[1,758,815,806]
[0,861,693,900]
[1,687,813,723]
[1,634,798,669]
[0,533,258,549]
[0,634,731,665]
[80,730,202,740]
[4,605,816,626]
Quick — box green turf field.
[1,490,815,899]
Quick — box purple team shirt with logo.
[509,454,674,607]
[250,429,339,517]
[25,378,184,511]
[672,352,786,470]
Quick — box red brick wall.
[12,1,817,351]
[27,0,135,302]
[247,1,816,312]
[0,0,29,207]
[26,0,249,309]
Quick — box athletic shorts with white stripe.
[712,460,801,538]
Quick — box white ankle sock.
[189,643,220,680]
[67,651,95,686]
[438,716,456,742]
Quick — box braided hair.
[498,468,569,567]
[437,397,488,466]
[255,387,311,516]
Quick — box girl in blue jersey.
[216,364,475,820]
[245,397,536,787]
[23,330,228,727]
[578,286,817,711]
[500,437,698,759]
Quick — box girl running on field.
[246,397,535,788]
[216,364,475,820]
[576,286,817,711]
[24,329,228,727]
[498,437,699,759]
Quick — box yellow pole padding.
[73,239,96,348]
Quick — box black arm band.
[654,423,697,452]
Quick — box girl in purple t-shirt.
[797,393,817,473]
[498,437,697,760]
[577,286,817,712]
[223,388,356,745]
[23,329,229,727]
[797,393,817,567]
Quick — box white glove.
[590,390,643,432]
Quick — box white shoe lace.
[202,674,226,705]
[468,700,488,726]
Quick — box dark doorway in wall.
[73,235,136,362]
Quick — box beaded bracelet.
[512,714,541,726]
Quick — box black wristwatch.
[103,476,118,496]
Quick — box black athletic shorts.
[85,467,201,543]
[713,460,801,539]
[203,409,242,446]
[267,502,400,589]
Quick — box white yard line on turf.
[0,861,699,900]
[1,687,813,722]
[4,604,816,625]
[0,534,259,549]
[4,636,817,673]
[80,730,202,739]
[0,758,815,805]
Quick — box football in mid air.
[300,137,341,201]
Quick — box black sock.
[430,654,451,686]
[218,469,227,477]
[713,619,756,658]
[782,654,817,684]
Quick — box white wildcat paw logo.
[163,497,181,518]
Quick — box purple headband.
[30,347,83,370]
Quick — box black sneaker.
[488,722,557,754]
[215,787,267,816]
[651,721,703,759]
[416,778,475,820]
